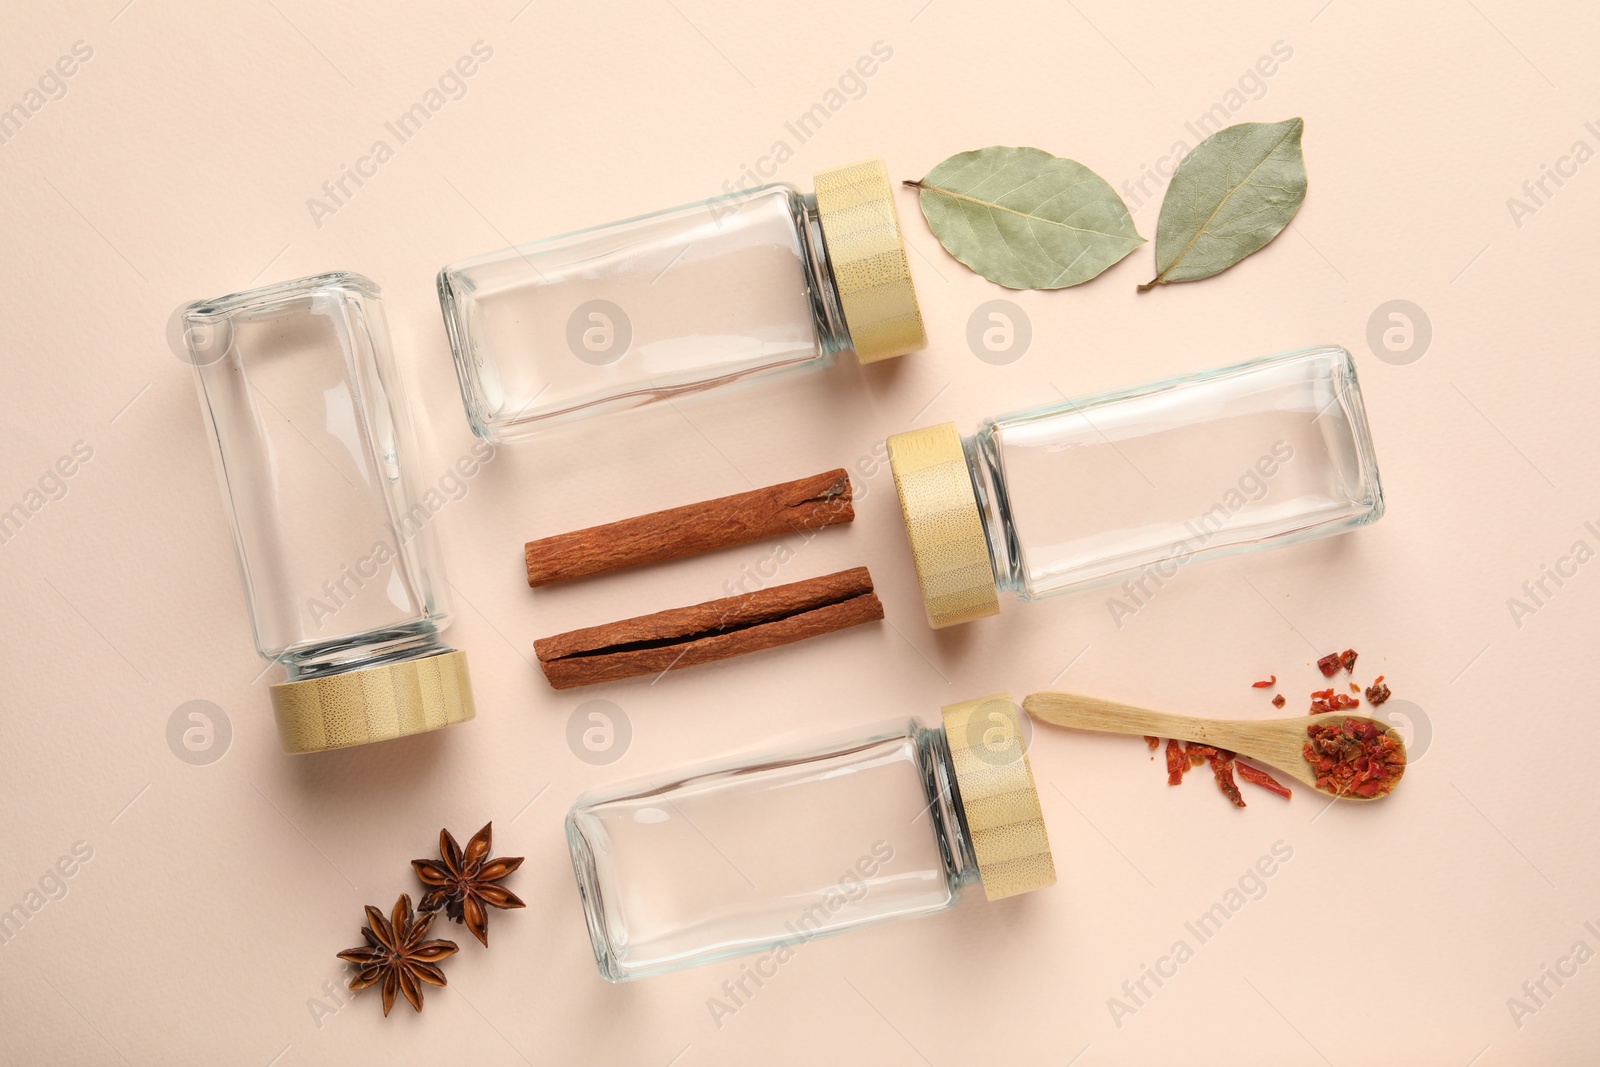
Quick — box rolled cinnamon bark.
[533,567,882,689]
[524,469,854,587]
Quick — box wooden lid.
[941,694,1056,900]
[813,159,927,364]
[269,650,475,754]
[886,422,1001,628]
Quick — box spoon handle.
[1023,692,1276,754]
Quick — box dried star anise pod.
[336,893,458,1016]
[412,822,524,947]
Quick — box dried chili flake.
[1349,683,1361,694]
[1252,675,1276,688]
[1316,652,1342,677]
[1165,739,1186,785]
[1185,742,1221,766]
[1310,688,1360,714]
[1271,694,1286,709]
[1365,677,1391,706]
[1236,762,1292,800]
[1339,648,1358,673]
[1144,735,1160,750]
[1303,717,1405,799]
[1211,755,1246,808]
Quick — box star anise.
[412,822,524,947]
[336,893,458,1016]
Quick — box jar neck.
[279,622,449,681]
[798,194,852,357]
[915,722,980,889]
[960,428,1022,596]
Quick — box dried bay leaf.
[906,146,1143,290]
[1139,117,1306,291]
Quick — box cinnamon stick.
[533,567,882,689]
[524,468,854,587]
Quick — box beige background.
[2,0,1597,1063]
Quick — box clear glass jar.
[180,272,475,753]
[565,695,1054,981]
[886,346,1385,627]
[438,159,925,440]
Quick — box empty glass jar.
[438,159,925,439]
[565,695,1054,981]
[181,272,475,753]
[886,346,1385,627]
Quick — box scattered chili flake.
[1316,652,1342,677]
[1349,683,1361,694]
[1252,675,1276,688]
[1310,688,1360,714]
[1365,677,1392,706]
[1211,754,1246,807]
[1145,735,1160,751]
[1185,742,1221,767]
[1339,648,1358,673]
[1236,762,1292,800]
[1271,694,1287,709]
[1303,717,1405,799]
[1165,739,1187,785]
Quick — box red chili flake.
[1211,755,1246,808]
[1185,742,1222,765]
[1365,679,1392,706]
[1339,648,1358,673]
[1236,762,1292,800]
[1165,739,1186,785]
[1271,694,1286,709]
[1145,735,1160,750]
[1252,675,1276,688]
[1316,652,1342,677]
[1310,688,1360,714]
[1303,717,1405,799]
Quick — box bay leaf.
[906,146,1143,290]
[1139,117,1306,291]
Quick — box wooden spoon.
[1022,691,1406,801]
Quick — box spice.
[1145,735,1160,750]
[908,147,1143,289]
[1211,753,1245,807]
[1317,648,1360,676]
[1310,687,1360,714]
[534,567,882,689]
[413,824,525,948]
[1252,675,1276,688]
[1365,676,1392,706]
[1165,739,1186,784]
[1145,737,1294,806]
[1236,762,1292,799]
[337,894,459,1016]
[1304,717,1404,798]
[1271,694,1286,709]
[524,468,854,587]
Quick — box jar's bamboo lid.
[941,694,1056,900]
[885,422,1001,628]
[813,159,927,364]
[269,650,475,754]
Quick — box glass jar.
[438,159,925,440]
[180,272,475,753]
[565,695,1054,981]
[886,346,1385,627]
